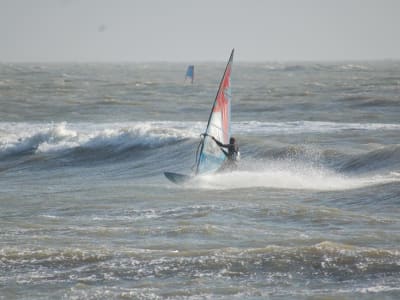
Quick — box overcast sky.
[1,0,399,62]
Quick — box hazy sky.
[1,0,399,62]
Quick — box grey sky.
[1,0,399,62]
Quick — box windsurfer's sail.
[185,65,194,83]
[195,49,234,175]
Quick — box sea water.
[0,61,400,299]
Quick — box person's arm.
[209,136,229,157]
[211,136,229,148]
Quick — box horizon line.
[1,58,400,64]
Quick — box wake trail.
[194,161,400,191]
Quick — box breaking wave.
[2,120,399,156]
[1,121,400,180]
[0,121,200,158]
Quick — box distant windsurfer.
[210,135,240,171]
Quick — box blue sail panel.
[197,136,226,174]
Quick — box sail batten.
[195,49,234,175]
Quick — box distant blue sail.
[185,65,194,83]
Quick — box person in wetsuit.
[211,136,240,171]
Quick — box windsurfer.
[210,136,240,171]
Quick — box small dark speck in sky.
[98,24,107,33]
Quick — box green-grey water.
[1,61,400,299]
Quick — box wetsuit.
[212,137,239,171]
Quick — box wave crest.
[0,122,199,157]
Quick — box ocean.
[0,61,399,299]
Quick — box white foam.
[0,121,201,155]
[1,120,399,156]
[235,120,400,136]
[194,160,400,191]
[1,120,399,155]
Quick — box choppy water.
[1,61,400,299]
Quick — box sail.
[196,49,234,175]
[185,65,194,83]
